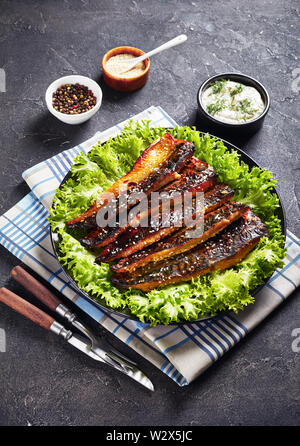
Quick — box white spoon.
[116,34,187,74]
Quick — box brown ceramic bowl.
[102,46,150,92]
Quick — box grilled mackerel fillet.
[81,157,216,250]
[111,211,268,291]
[97,183,233,264]
[67,133,194,230]
[79,157,206,248]
[110,201,246,273]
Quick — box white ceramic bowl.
[45,75,102,125]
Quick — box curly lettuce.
[49,121,286,326]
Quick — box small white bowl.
[45,75,102,125]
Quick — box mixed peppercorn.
[52,83,97,114]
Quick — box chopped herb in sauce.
[230,84,244,96]
[238,98,253,114]
[209,79,226,95]
[207,99,226,116]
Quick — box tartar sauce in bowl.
[201,79,265,124]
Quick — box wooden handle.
[0,287,55,331]
[11,266,61,312]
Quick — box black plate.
[50,133,286,325]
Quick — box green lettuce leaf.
[49,121,286,326]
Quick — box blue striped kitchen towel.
[0,106,299,386]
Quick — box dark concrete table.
[0,0,299,426]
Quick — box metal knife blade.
[92,346,154,391]
[67,333,154,391]
[69,319,154,390]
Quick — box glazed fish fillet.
[80,157,206,248]
[110,201,246,273]
[67,133,194,229]
[111,211,268,291]
[81,157,216,250]
[96,182,232,263]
